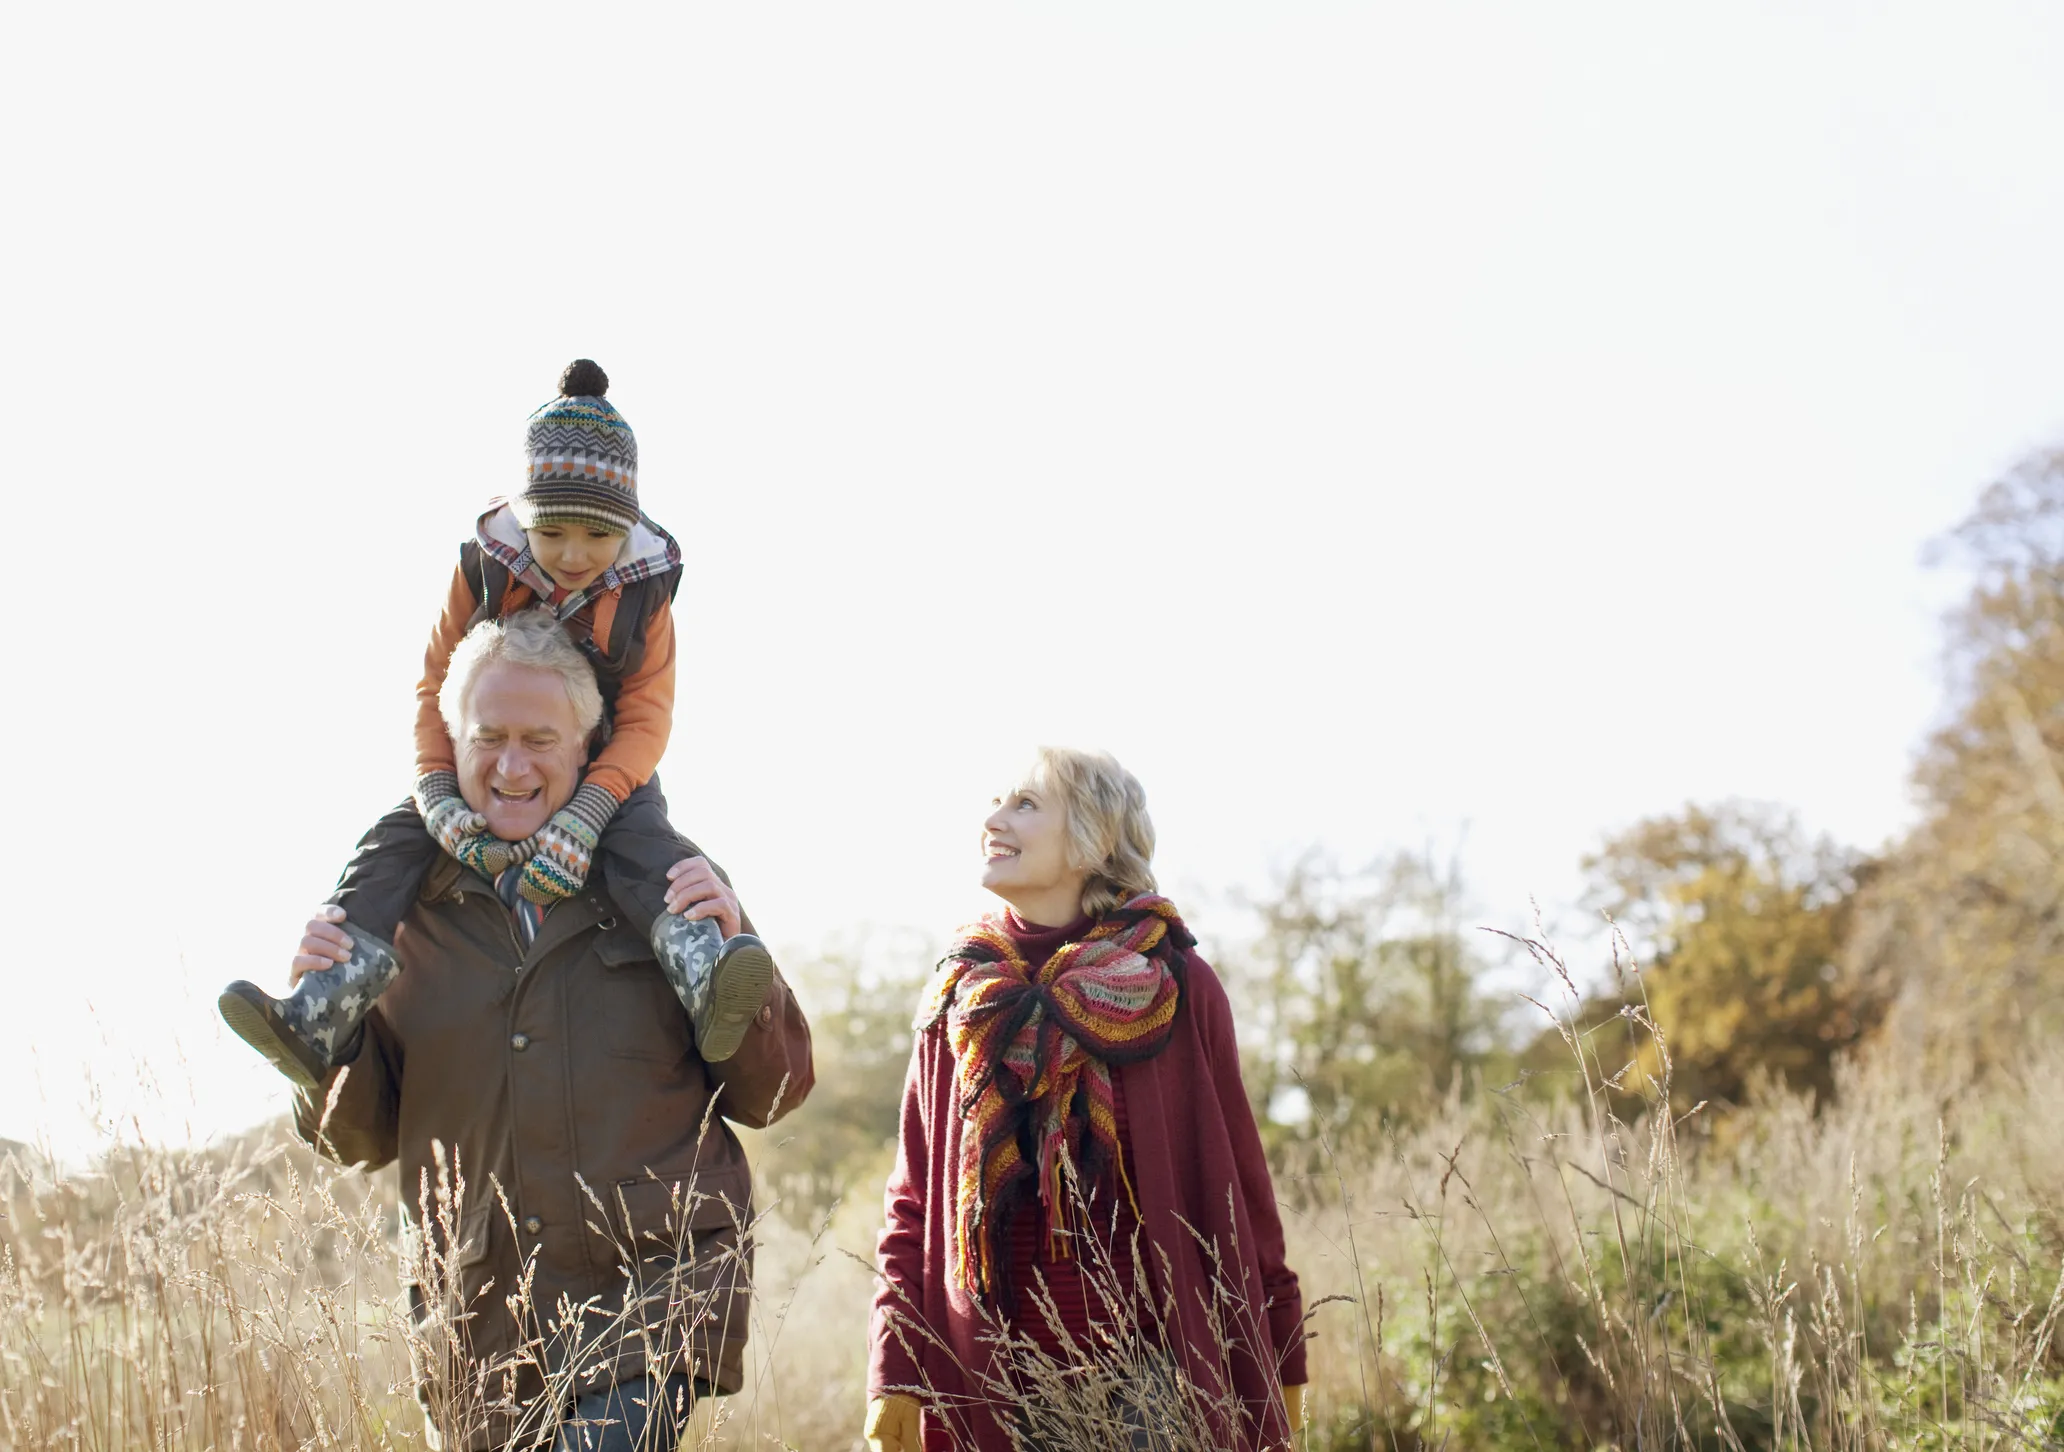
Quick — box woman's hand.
[664,857,742,938]
[290,905,354,986]
[864,1393,921,1452]
[1283,1381,1306,1438]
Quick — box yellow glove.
[1283,1381,1307,1434]
[865,1393,922,1452]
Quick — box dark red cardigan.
[868,928,1307,1450]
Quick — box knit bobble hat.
[515,359,641,534]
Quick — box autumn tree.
[1851,450,2064,1064]
[1581,801,1876,1110]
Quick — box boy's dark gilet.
[457,541,683,720]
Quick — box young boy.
[219,360,771,1088]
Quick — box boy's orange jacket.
[414,505,683,805]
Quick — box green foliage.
[1282,948,2064,1452]
[746,929,934,1225]
[1229,849,1511,1177]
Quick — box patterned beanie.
[515,360,641,534]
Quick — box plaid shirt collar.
[476,501,683,622]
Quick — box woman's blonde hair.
[1028,745,1158,919]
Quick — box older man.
[288,610,813,1451]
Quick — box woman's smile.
[979,781,1089,926]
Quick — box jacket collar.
[475,502,682,622]
[422,852,619,964]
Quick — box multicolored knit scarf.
[918,893,1193,1303]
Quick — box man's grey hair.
[438,608,605,739]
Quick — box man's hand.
[864,1394,920,1452]
[291,905,354,986]
[664,857,741,938]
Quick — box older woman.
[865,748,1306,1451]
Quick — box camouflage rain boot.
[217,924,401,1089]
[650,915,775,1064]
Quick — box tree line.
[758,450,2064,1216]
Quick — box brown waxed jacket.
[294,852,813,1450]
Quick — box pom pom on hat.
[558,358,609,398]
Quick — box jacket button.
[511,1033,531,1051]
[523,1215,542,1235]
[755,1005,774,1029]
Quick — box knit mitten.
[417,770,540,877]
[454,829,539,880]
[518,782,618,904]
[415,771,483,856]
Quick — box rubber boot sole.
[219,982,327,1090]
[697,937,775,1064]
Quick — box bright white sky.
[5,2,2062,1159]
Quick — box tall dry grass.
[6,933,2064,1450]
[1270,928,2064,1450]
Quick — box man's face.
[455,662,587,841]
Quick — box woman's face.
[981,780,1089,923]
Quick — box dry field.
[6,946,2063,1451]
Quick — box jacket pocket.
[400,1200,496,1279]
[613,1211,755,1394]
[590,926,652,967]
[402,1202,499,1436]
[588,933,696,1064]
[607,1164,752,1251]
